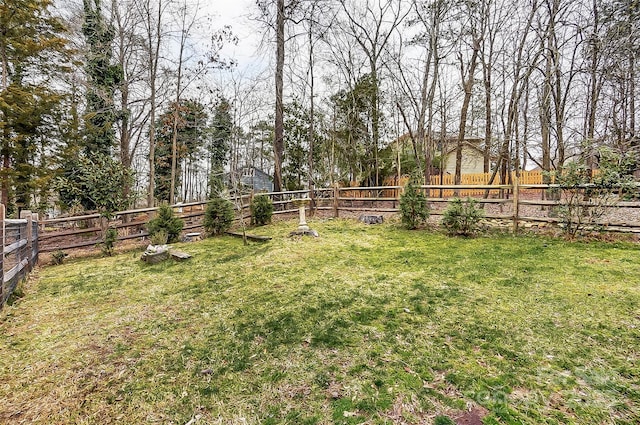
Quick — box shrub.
[399,182,429,229]
[147,203,184,243]
[441,197,484,236]
[150,229,168,246]
[554,150,635,237]
[250,194,274,226]
[101,227,118,256]
[204,197,235,236]
[51,250,68,265]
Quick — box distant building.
[441,137,485,175]
[237,166,274,192]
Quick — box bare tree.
[454,3,484,187]
[338,0,409,185]
[135,0,168,207]
[488,0,543,188]
[274,0,285,192]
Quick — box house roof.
[443,140,485,156]
[387,132,484,149]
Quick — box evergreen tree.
[82,0,122,157]
[283,100,310,191]
[330,74,376,185]
[0,0,68,213]
[56,153,133,214]
[154,100,208,202]
[208,97,232,196]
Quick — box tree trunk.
[370,63,380,186]
[145,0,163,207]
[541,31,552,183]
[273,0,285,192]
[1,39,8,206]
[170,6,186,205]
[308,9,316,213]
[455,39,481,188]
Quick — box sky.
[207,0,267,74]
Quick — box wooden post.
[309,186,316,218]
[31,212,38,266]
[512,174,520,234]
[100,216,109,241]
[20,210,33,271]
[0,204,4,305]
[333,184,339,218]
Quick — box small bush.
[147,203,184,243]
[441,197,484,236]
[102,227,118,256]
[204,197,235,236]
[150,229,169,245]
[51,250,68,265]
[399,182,430,229]
[250,194,274,226]
[553,151,636,237]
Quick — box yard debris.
[359,215,384,224]
[184,414,202,425]
[140,244,170,263]
[141,245,191,263]
[170,250,192,261]
[182,232,202,242]
[289,229,319,237]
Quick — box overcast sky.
[207,0,266,74]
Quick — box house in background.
[441,137,485,175]
[238,166,274,192]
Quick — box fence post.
[100,216,108,241]
[333,184,339,218]
[20,210,33,271]
[512,174,520,233]
[0,204,4,304]
[31,212,39,267]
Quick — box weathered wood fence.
[36,181,640,255]
[1,206,39,308]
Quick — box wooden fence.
[342,170,554,198]
[0,178,631,306]
[35,179,640,255]
[1,206,39,308]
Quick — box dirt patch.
[452,406,489,425]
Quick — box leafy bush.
[147,203,184,243]
[56,154,133,213]
[399,182,429,229]
[150,229,168,245]
[101,227,118,256]
[441,197,484,236]
[250,194,274,226]
[51,250,68,265]
[204,197,235,236]
[554,149,636,236]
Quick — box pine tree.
[154,100,208,202]
[208,97,232,196]
[0,0,68,213]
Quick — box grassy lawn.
[1,218,639,424]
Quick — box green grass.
[1,218,639,424]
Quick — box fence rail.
[1,177,635,304]
[1,207,38,308]
[35,179,640,255]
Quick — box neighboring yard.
[1,219,639,424]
